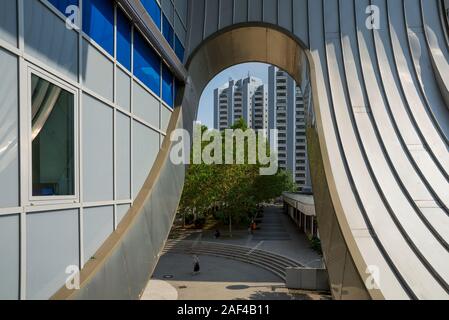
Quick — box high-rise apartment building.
[214,76,268,134]
[213,67,312,191]
[268,66,312,192]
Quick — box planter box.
[286,267,330,291]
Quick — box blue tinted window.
[162,15,174,47]
[162,64,174,107]
[141,0,161,29]
[117,9,132,71]
[83,0,114,56]
[175,35,185,62]
[47,0,79,15]
[134,32,161,95]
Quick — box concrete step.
[164,246,295,269]
[164,240,301,268]
[167,248,288,280]
[163,240,303,281]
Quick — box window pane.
[133,31,161,96]
[82,0,114,56]
[47,0,79,15]
[162,14,174,47]
[141,0,161,29]
[31,75,75,197]
[116,8,132,71]
[162,64,173,107]
[175,35,184,61]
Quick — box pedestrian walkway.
[142,206,328,300]
[143,254,330,300]
[252,207,291,241]
[163,240,303,281]
[172,205,323,268]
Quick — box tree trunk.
[229,215,232,238]
[183,211,186,228]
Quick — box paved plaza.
[174,205,323,268]
[143,254,329,300]
[142,206,328,300]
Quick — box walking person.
[192,255,200,275]
[251,220,257,235]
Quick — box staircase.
[163,239,303,281]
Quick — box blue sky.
[197,62,270,129]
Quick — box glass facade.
[47,0,79,14]
[83,0,114,56]
[64,0,183,106]
[175,35,184,61]
[116,8,132,71]
[141,0,161,29]
[134,31,161,96]
[162,15,174,47]
[18,0,181,199]
[141,0,185,62]
[162,63,174,107]
[31,75,75,197]
[0,0,188,300]
[45,0,186,104]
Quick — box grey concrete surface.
[175,206,323,268]
[144,253,330,300]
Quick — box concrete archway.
[182,25,373,300]
[52,1,449,301]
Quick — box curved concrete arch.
[186,25,305,95]
[184,25,380,300]
[49,0,449,300]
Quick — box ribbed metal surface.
[117,0,188,80]
[53,0,449,300]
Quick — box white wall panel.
[133,121,159,198]
[116,203,131,225]
[82,94,114,202]
[26,209,79,300]
[116,111,131,200]
[133,81,160,129]
[0,48,19,208]
[82,39,114,102]
[116,67,131,112]
[0,0,18,47]
[0,214,19,299]
[24,0,78,80]
[160,106,172,133]
[83,206,114,262]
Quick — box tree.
[177,119,297,234]
[177,125,221,226]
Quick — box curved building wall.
[183,0,449,300]
[1,0,449,301]
[0,0,180,299]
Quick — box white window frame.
[26,63,80,205]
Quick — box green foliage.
[310,237,322,255]
[178,120,297,231]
